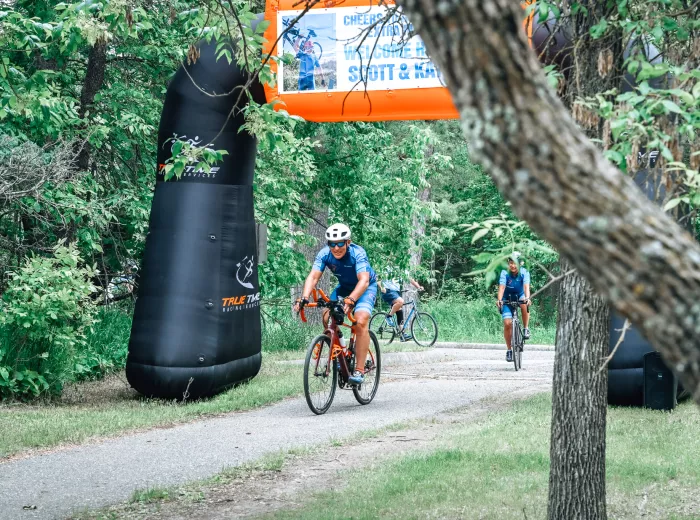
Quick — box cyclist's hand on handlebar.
[496,299,503,310]
[343,296,356,316]
[521,297,531,305]
[293,297,309,313]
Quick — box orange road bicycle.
[300,288,381,415]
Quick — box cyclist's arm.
[522,269,531,302]
[497,270,507,303]
[409,278,424,290]
[347,272,370,304]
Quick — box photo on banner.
[278,6,445,94]
[281,13,338,92]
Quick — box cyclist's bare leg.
[504,318,513,350]
[322,308,330,327]
[520,304,530,329]
[389,297,404,317]
[353,311,371,372]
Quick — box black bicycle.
[282,18,324,62]
[500,296,529,371]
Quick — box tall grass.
[262,297,558,349]
[422,297,556,345]
[261,304,311,354]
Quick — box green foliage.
[0,241,98,399]
[261,305,311,353]
[248,102,319,293]
[74,305,132,381]
[465,214,558,290]
[0,0,185,282]
[560,0,700,207]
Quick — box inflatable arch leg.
[126,40,266,399]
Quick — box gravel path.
[0,348,553,520]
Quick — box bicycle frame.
[281,19,327,85]
[300,288,357,384]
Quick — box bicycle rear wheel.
[303,335,337,415]
[512,324,523,371]
[369,312,395,343]
[411,312,438,347]
[353,331,381,405]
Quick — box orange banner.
[262,0,534,122]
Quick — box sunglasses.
[328,241,347,249]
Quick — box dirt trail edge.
[0,349,553,520]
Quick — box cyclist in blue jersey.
[294,223,377,385]
[497,251,531,362]
[378,267,424,341]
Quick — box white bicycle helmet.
[325,223,351,241]
[508,251,521,263]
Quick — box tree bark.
[407,142,433,303]
[398,0,700,402]
[76,40,107,171]
[546,3,622,517]
[548,263,609,520]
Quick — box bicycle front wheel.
[369,312,395,343]
[304,335,337,415]
[411,312,438,347]
[512,324,523,371]
[353,331,381,405]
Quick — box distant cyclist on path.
[497,251,531,362]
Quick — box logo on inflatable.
[236,255,255,290]
[222,292,261,310]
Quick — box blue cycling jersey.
[312,244,377,289]
[499,267,531,295]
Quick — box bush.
[74,304,133,382]
[261,304,311,353]
[0,242,98,399]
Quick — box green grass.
[424,297,557,345]
[269,395,700,520]
[0,354,303,459]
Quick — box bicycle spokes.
[352,333,381,405]
[410,312,439,347]
[304,336,337,414]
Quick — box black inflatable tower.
[126,41,265,399]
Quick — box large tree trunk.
[546,2,622,516]
[398,0,700,402]
[548,264,609,519]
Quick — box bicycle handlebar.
[299,298,357,324]
[499,297,531,306]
